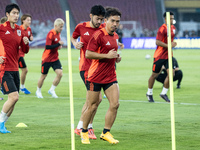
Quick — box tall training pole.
[65,10,75,150]
[166,12,176,150]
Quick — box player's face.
[56,24,64,33]
[6,8,19,23]
[91,15,104,28]
[23,17,31,27]
[105,15,120,34]
[165,15,174,25]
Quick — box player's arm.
[46,41,64,49]
[116,54,121,63]
[71,36,83,49]
[86,49,118,60]
[20,36,29,53]
[118,42,124,49]
[29,29,33,41]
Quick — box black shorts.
[86,81,118,92]
[152,59,174,73]
[80,71,87,85]
[18,57,27,68]
[1,71,20,94]
[41,59,62,74]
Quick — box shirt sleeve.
[156,27,165,41]
[46,32,54,45]
[72,24,81,39]
[20,34,29,54]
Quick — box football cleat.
[74,128,81,136]
[48,90,58,98]
[80,131,90,144]
[88,128,97,139]
[146,94,154,102]
[36,91,43,98]
[0,122,11,134]
[100,132,119,144]
[160,94,170,102]
[20,88,31,94]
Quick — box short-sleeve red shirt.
[42,29,60,63]
[86,28,119,84]
[72,22,104,71]
[154,24,176,61]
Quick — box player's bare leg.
[0,91,19,133]
[100,83,120,144]
[48,69,62,98]
[36,74,47,98]
[160,69,170,102]
[20,67,30,94]
[146,72,159,102]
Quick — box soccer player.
[80,7,122,144]
[0,17,7,24]
[146,12,177,103]
[36,18,64,98]
[156,57,183,89]
[19,14,33,94]
[71,5,105,140]
[0,3,29,133]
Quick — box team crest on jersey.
[55,38,58,41]
[28,31,30,36]
[17,30,21,36]
[173,29,175,34]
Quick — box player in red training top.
[80,7,122,144]
[18,14,33,94]
[0,3,29,133]
[36,18,64,99]
[71,5,105,140]
[146,11,177,103]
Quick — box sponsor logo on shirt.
[5,30,10,35]
[106,41,110,45]
[55,38,58,41]
[84,32,89,36]
[17,30,21,36]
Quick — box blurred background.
[0,0,200,48]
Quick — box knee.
[57,71,63,78]
[111,101,120,110]
[9,93,19,103]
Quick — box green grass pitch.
[0,48,200,150]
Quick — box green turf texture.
[0,48,199,150]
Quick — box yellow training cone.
[16,123,28,127]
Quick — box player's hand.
[107,49,118,59]
[0,56,6,64]
[172,42,177,48]
[116,54,121,63]
[58,45,62,49]
[59,41,64,45]
[118,42,124,49]
[30,35,33,41]
[74,42,83,49]
[23,37,29,45]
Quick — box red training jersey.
[42,29,60,63]
[154,24,176,62]
[72,22,105,71]
[87,28,119,84]
[19,25,32,57]
[0,21,29,71]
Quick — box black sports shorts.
[18,57,27,68]
[41,59,62,74]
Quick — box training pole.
[65,11,75,150]
[166,12,176,150]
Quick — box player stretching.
[36,18,64,98]
[71,5,105,140]
[80,7,122,144]
[146,12,177,102]
[19,14,33,94]
[0,3,29,133]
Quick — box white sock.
[88,123,93,129]
[37,87,41,92]
[77,121,83,129]
[0,111,7,122]
[161,87,168,95]
[21,84,25,89]
[4,116,9,123]
[147,88,153,95]
[49,85,56,91]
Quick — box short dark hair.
[0,17,7,24]
[5,3,20,15]
[105,7,121,19]
[21,14,32,25]
[163,11,174,18]
[90,5,105,16]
